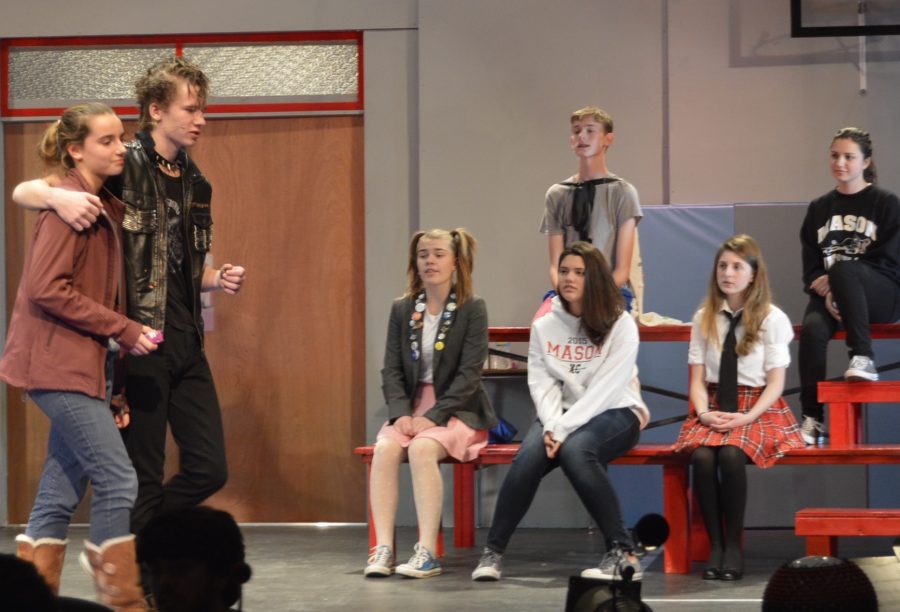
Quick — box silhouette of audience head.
[0,553,57,612]
[137,506,252,612]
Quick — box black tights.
[691,445,749,570]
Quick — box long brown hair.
[38,103,117,171]
[557,241,623,346]
[404,228,477,306]
[699,234,772,356]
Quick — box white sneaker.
[845,355,878,381]
[800,416,826,446]
[364,545,393,577]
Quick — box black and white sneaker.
[471,547,503,581]
[800,415,827,446]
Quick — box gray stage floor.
[2,525,897,610]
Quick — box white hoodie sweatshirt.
[528,297,649,443]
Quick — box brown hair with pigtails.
[404,228,477,306]
[699,234,772,356]
[557,241,623,347]
[37,102,117,171]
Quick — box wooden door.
[3,115,365,523]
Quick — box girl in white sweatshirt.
[472,241,649,583]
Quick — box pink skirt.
[376,384,488,462]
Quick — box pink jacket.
[0,169,142,399]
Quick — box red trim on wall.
[1,31,363,118]
[1,43,9,116]
[3,31,360,48]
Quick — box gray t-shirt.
[540,173,642,271]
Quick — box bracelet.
[216,269,224,288]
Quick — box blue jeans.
[26,355,138,544]
[486,408,640,553]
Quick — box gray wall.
[3,0,900,528]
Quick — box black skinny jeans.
[799,260,900,420]
[122,325,228,536]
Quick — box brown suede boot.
[15,534,68,595]
[84,535,147,611]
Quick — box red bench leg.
[663,464,691,573]
[454,463,476,548]
[806,535,837,556]
[829,401,862,445]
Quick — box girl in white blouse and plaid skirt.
[674,235,804,581]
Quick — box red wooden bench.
[354,443,900,573]
[795,508,900,556]
[819,381,900,445]
[353,323,900,571]
[353,443,691,571]
[488,322,900,344]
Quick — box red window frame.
[1,31,364,118]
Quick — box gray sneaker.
[472,547,503,581]
[800,416,826,446]
[364,544,394,577]
[581,548,643,581]
[845,355,878,382]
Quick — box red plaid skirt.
[673,384,805,468]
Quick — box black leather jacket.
[119,131,213,332]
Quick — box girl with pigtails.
[364,228,497,579]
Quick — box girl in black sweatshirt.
[798,127,900,444]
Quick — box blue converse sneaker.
[581,547,643,581]
[395,543,442,578]
[364,544,394,577]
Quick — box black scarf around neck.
[561,177,621,242]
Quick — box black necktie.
[716,310,742,413]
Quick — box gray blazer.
[381,295,497,430]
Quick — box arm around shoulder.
[13,178,101,232]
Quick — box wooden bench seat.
[354,443,900,574]
[795,508,900,556]
[350,323,900,572]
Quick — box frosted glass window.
[4,37,361,115]
[186,43,359,103]
[9,47,170,109]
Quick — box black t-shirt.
[160,172,195,331]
